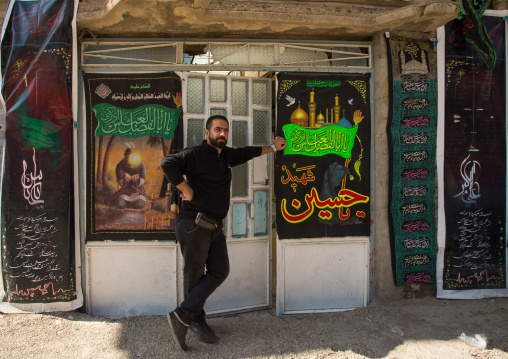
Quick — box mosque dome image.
[315,112,325,127]
[338,115,353,128]
[290,104,309,127]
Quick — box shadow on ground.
[115,297,508,358]
[2,296,507,358]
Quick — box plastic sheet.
[0,0,81,310]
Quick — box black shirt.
[161,140,262,219]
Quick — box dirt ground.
[0,296,507,359]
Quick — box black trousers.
[174,218,230,324]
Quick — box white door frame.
[180,72,274,315]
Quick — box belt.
[195,212,222,231]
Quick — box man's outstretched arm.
[260,136,287,155]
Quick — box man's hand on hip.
[176,181,195,201]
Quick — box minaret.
[334,94,340,124]
[309,89,316,127]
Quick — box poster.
[439,15,506,292]
[386,37,438,285]
[0,0,81,309]
[275,72,371,239]
[83,73,183,241]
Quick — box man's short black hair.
[206,115,229,130]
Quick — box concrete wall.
[372,32,400,299]
[76,0,457,41]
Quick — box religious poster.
[439,14,506,292]
[0,0,81,309]
[275,72,371,239]
[83,73,183,241]
[386,37,438,286]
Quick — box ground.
[0,296,507,359]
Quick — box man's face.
[205,119,229,149]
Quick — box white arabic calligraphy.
[454,153,481,204]
[21,148,44,205]
[8,214,61,283]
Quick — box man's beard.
[209,135,227,148]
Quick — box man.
[161,115,286,351]
[105,148,147,209]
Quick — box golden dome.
[290,104,309,127]
[317,112,325,121]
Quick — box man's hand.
[176,181,194,201]
[273,136,287,151]
[180,190,194,201]
[260,136,288,155]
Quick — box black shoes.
[168,310,218,350]
[189,319,219,343]
[167,311,189,351]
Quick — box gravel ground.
[1,296,507,359]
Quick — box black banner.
[442,16,506,290]
[275,72,371,239]
[1,0,77,303]
[83,73,183,241]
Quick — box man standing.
[161,115,286,351]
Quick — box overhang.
[77,0,459,40]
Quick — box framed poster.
[83,73,183,241]
[275,72,371,239]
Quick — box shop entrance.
[80,40,372,317]
[180,73,273,315]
